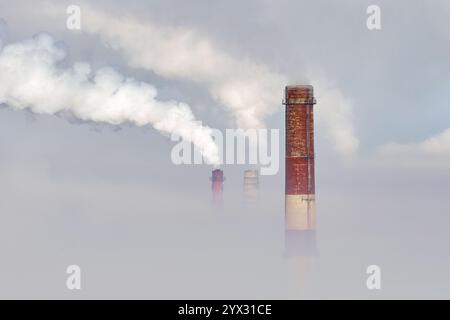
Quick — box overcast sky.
[0,0,449,299]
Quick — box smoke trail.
[0,32,220,165]
[70,3,359,158]
[312,76,359,159]
[14,0,359,159]
[76,3,287,129]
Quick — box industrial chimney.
[284,85,317,256]
[243,170,259,204]
[211,169,225,207]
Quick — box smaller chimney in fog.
[243,170,259,204]
[211,169,225,207]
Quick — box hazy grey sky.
[0,0,449,299]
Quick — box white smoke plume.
[68,3,359,158]
[0,32,220,165]
[4,1,360,160]
[74,3,287,130]
[312,76,359,159]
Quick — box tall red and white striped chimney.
[284,85,317,256]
